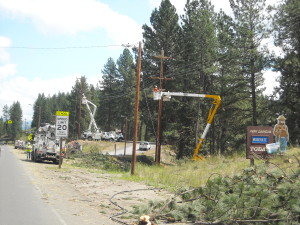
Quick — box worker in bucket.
[273,115,289,152]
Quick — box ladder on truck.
[153,89,221,160]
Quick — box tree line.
[1,0,299,158]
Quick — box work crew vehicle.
[32,123,65,164]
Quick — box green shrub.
[73,151,130,172]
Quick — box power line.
[0,44,124,50]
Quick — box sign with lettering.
[251,136,269,144]
[246,126,273,159]
[27,133,33,141]
[55,111,69,137]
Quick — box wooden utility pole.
[131,41,142,175]
[152,50,172,164]
[124,117,128,156]
[77,77,83,139]
[38,106,41,129]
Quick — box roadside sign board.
[246,126,274,159]
[27,133,33,141]
[55,111,69,137]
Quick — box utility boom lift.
[153,90,221,160]
[82,94,101,141]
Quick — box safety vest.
[25,145,32,152]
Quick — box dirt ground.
[12,146,175,225]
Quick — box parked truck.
[32,123,65,164]
[14,140,25,149]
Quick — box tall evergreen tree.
[117,48,136,138]
[2,105,9,136]
[98,58,121,131]
[272,0,300,145]
[31,93,53,128]
[173,0,218,157]
[213,10,251,154]
[8,101,23,140]
[229,0,269,126]
[68,76,90,139]
[141,0,181,151]
[0,118,5,138]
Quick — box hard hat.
[277,115,286,121]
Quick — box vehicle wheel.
[109,138,114,142]
[34,151,40,162]
[88,136,93,141]
[53,159,59,165]
[31,151,35,161]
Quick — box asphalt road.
[0,145,66,225]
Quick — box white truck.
[81,94,101,141]
[32,123,65,164]
[101,131,124,142]
[14,140,25,149]
[139,142,151,150]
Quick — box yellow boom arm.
[192,95,221,160]
[154,91,221,160]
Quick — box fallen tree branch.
[193,218,284,225]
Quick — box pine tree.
[229,0,270,126]
[174,0,218,157]
[141,0,181,152]
[98,58,121,131]
[2,105,9,136]
[68,76,90,139]
[117,48,136,138]
[0,118,5,137]
[8,101,23,140]
[214,10,251,154]
[272,0,300,145]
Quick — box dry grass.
[74,140,125,153]
[67,140,300,192]
[123,146,300,191]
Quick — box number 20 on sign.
[55,111,69,137]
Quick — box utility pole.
[151,49,172,164]
[131,41,142,175]
[121,115,128,156]
[124,117,128,156]
[38,106,41,129]
[77,77,83,139]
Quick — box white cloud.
[149,0,277,17]
[263,70,280,95]
[0,36,12,63]
[0,73,100,120]
[148,0,185,15]
[0,0,142,44]
[0,63,16,79]
[0,36,17,96]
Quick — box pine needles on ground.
[133,161,300,224]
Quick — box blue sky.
[0,0,279,122]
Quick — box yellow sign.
[28,133,33,141]
[7,120,12,124]
[56,111,69,116]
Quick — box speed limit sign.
[55,111,69,137]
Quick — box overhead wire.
[0,44,124,50]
